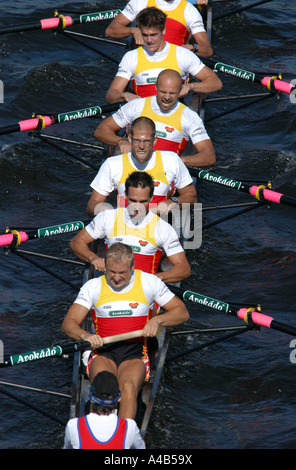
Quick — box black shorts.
[87,340,151,380]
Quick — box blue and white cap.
[89,370,121,406]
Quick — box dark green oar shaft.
[0,102,121,136]
[0,9,121,35]
[169,285,296,337]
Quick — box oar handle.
[103,330,143,344]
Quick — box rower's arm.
[154,184,197,214]
[181,139,216,167]
[184,31,213,58]
[94,116,131,154]
[156,251,191,284]
[106,76,139,104]
[143,295,189,337]
[62,303,104,349]
[86,190,108,218]
[179,66,222,97]
[105,12,144,46]
[70,229,105,271]
[174,183,197,205]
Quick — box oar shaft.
[0,10,121,35]
[1,330,144,368]
[237,308,296,336]
[169,285,296,337]
[1,341,90,368]
[203,58,294,94]
[0,102,122,136]
[0,219,90,247]
[0,231,28,247]
[198,170,296,208]
[249,186,296,208]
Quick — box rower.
[71,171,191,284]
[105,0,213,58]
[88,116,197,217]
[95,69,215,168]
[105,7,222,103]
[63,370,145,449]
[62,242,189,420]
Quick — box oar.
[196,169,296,208]
[169,285,296,337]
[213,0,275,22]
[1,330,143,368]
[202,57,294,95]
[0,102,122,136]
[0,9,121,35]
[0,218,91,248]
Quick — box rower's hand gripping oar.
[195,169,296,209]
[0,9,121,35]
[169,285,296,337]
[0,218,92,248]
[0,102,122,136]
[0,330,144,368]
[202,57,295,95]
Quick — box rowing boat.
[67,2,214,437]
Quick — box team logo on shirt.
[129,302,139,308]
[165,126,175,133]
[139,240,148,247]
[155,130,167,139]
[153,180,160,186]
[109,310,133,316]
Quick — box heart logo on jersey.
[129,302,139,308]
[165,126,175,133]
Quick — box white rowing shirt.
[116,42,204,97]
[74,269,175,337]
[85,207,183,274]
[122,0,206,46]
[90,150,193,206]
[112,96,210,155]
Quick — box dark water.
[0,0,296,450]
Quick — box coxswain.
[63,370,146,449]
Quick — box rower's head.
[156,69,182,112]
[105,243,135,289]
[125,171,154,219]
[89,370,121,415]
[127,117,157,163]
[136,7,167,53]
